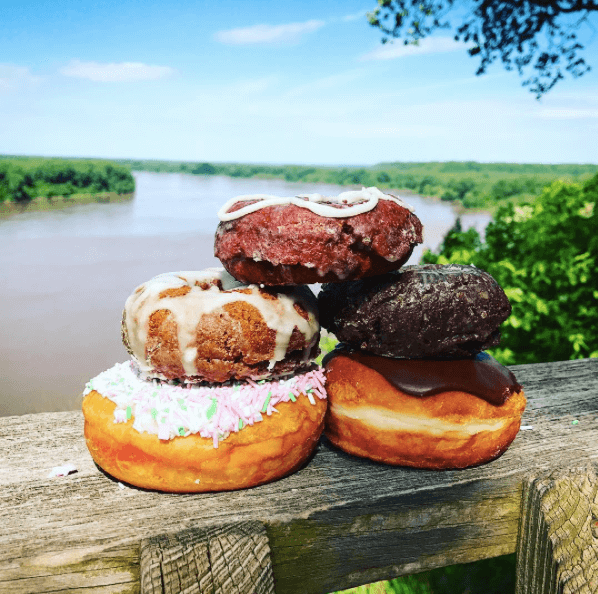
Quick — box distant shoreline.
[0,192,134,219]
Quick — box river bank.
[0,192,133,219]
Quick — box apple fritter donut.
[121,268,320,383]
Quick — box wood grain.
[1,358,597,593]
[516,465,598,594]
[140,522,274,594]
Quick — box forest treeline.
[0,156,135,204]
[117,158,598,210]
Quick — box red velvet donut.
[214,187,423,285]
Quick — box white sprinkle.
[118,482,125,490]
[520,425,534,430]
[48,463,78,478]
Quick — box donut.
[82,361,327,492]
[121,268,320,384]
[323,350,526,469]
[214,187,423,285]
[318,264,511,359]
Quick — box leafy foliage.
[0,157,135,204]
[422,174,598,364]
[367,0,597,97]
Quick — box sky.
[2,0,598,166]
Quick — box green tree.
[422,174,598,364]
[368,1,597,97]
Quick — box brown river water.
[0,172,490,416]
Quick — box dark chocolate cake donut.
[214,187,423,285]
[318,264,512,359]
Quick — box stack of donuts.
[82,186,423,492]
[318,264,526,469]
[82,185,525,493]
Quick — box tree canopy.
[368,0,597,97]
[422,174,598,364]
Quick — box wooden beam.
[140,522,274,594]
[1,358,597,593]
[516,465,598,594]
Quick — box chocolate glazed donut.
[318,264,512,359]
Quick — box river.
[0,172,491,416]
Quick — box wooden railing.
[1,357,597,594]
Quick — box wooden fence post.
[140,521,275,594]
[516,465,598,593]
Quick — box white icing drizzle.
[123,269,319,378]
[217,186,414,221]
[83,361,327,445]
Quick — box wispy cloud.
[59,60,175,82]
[537,108,598,119]
[214,20,325,45]
[340,10,369,22]
[359,36,469,61]
[0,64,42,94]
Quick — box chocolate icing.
[318,264,512,359]
[325,349,522,406]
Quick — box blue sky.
[2,0,598,165]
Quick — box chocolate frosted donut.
[122,268,320,383]
[323,350,526,469]
[318,264,511,358]
[214,187,423,285]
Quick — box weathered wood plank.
[515,465,598,594]
[1,358,597,593]
[139,521,274,594]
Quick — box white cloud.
[341,10,369,22]
[359,36,469,61]
[537,108,598,119]
[0,64,42,94]
[59,60,175,82]
[214,20,325,45]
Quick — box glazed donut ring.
[214,187,423,285]
[121,268,320,383]
[324,353,526,469]
[83,386,327,492]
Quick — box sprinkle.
[86,362,327,448]
[262,392,272,413]
[571,419,579,425]
[194,478,200,484]
[206,398,217,420]
[126,406,132,420]
[48,463,78,478]
[118,482,125,490]
[520,425,534,430]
